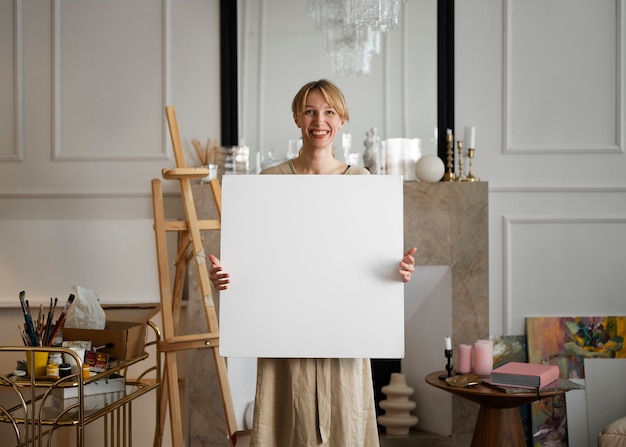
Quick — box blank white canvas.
[584,358,626,446]
[219,175,405,358]
[565,379,587,447]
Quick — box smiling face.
[291,80,349,154]
[294,89,345,151]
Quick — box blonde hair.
[291,79,350,122]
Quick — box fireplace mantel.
[403,181,489,445]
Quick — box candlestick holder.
[462,147,480,182]
[456,140,464,181]
[438,349,454,380]
[443,134,455,182]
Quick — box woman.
[210,79,417,446]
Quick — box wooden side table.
[425,371,568,447]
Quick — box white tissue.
[63,285,106,329]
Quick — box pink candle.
[473,340,493,376]
[458,344,472,374]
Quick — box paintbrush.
[92,343,115,351]
[19,291,39,346]
[47,293,75,345]
[17,324,29,346]
[192,139,206,165]
[43,297,57,346]
[37,303,43,330]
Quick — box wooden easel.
[151,106,238,446]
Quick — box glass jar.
[59,363,72,378]
[82,363,91,380]
[49,352,63,366]
[46,364,59,378]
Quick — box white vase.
[414,155,445,183]
[377,373,419,435]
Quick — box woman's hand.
[209,254,230,290]
[398,247,417,282]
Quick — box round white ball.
[415,155,445,183]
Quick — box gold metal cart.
[0,321,161,447]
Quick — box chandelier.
[307,0,403,76]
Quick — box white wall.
[0,0,220,202]
[0,1,217,445]
[456,0,626,335]
[456,0,626,445]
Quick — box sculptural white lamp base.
[377,373,419,435]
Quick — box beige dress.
[250,159,379,447]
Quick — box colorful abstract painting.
[493,335,528,368]
[527,316,626,378]
[526,316,626,447]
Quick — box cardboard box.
[62,304,159,361]
[51,374,125,399]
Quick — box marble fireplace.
[184,181,488,446]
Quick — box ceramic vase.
[377,373,419,435]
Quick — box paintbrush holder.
[25,351,49,378]
[200,164,218,183]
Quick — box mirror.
[221,0,454,166]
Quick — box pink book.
[490,362,560,389]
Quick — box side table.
[425,371,569,447]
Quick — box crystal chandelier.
[307,0,403,76]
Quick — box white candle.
[469,126,476,148]
[474,339,493,376]
[458,344,472,374]
[446,128,453,142]
[445,336,452,351]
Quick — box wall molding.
[6,183,624,197]
[401,9,409,136]
[502,214,626,333]
[257,0,267,160]
[0,0,23,162]
[0,190,152,199]
[489,185,626,193]
[51,0,171,162]
[502,0,625,155]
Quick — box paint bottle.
[82,363,91,380]
[46,363,59,378]
[59,363,72,378]
[48,353,63,366]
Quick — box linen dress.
[250,159,380,447]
